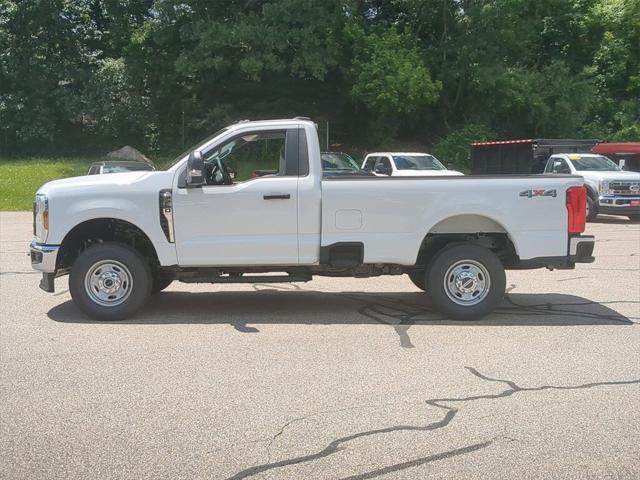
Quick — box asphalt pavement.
[1,211,639,479]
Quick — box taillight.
[566,186,586,234]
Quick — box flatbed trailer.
[471,138,599,175]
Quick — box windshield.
[321,152,360,173]
[392,155,446,171]
[570,155,620,171]
[167,127,229,169]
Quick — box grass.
[0,157,93,210]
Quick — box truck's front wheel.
[152,272,174,293]
[426,244,505,320]
[407,270,427,291]
[69,243,152,321]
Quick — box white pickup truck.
[362,152,464,176]
[30,118,595,321]
[544,153,640,221]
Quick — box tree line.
[1,0,638,167]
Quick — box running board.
[178,273,312,284]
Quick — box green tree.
[584,0,640,139]
[1,0,637,156]
[348,25,441,141]
[0,0,99,152]
[433,123,496,170]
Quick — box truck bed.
[320,174,584,264]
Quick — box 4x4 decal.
[519,189,557,198]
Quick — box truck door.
[172,128,303,266]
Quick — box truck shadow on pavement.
[591,215,638,225]
[48,288,637,341]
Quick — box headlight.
[33,194,49,242]
[599,180,610,196]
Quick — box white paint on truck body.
[35,119,583,269]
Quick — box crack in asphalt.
[227,408,458,480]
[263,403,394,463]
[226,367,640,479]
[337,440,493,480]
[557,276,588,282]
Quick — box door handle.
[263,193,291,200]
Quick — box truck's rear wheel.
[407,270,427,291]
[69,243,152,320]
[426,244,505,320]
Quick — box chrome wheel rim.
[84,260,132,307]
[443,259,491,306]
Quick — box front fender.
[49,198,178,266]
[583,179,599,199]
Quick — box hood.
[393,169,464,177]
[577,170,640,183]
[37,171,157,196]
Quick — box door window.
[201,130,288,185]
[550,158,571,174]
[374,157,392,175]
[363,157,377,171]
[544,159,554,173]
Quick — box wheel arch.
[583,181,599,200]
[415,214,519,267]
[57,218,160,271]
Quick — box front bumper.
[598,196,640,215]
[30,241,59,293]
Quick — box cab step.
[177,271,312,284]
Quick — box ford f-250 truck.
[30,118,595,321]
[544,153,640,221]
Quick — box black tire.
[152,272,174,293]
[426,244,506,321]
[69,242,152,321]
[628,214,640,222]
[586,196,597,222]
[407,270,427,291]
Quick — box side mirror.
[619,159,626,170]
[187,151,205,186]
[446,162,453,169]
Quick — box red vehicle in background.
[591,143,640,172]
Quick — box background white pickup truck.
[30,118,594,321]
[544,153,640,221]
[362,152,464,176]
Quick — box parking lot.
[1,211,639,479]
